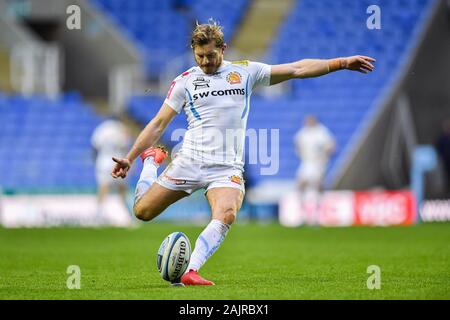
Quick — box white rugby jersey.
[164,60,271,168]
[91,119,130,166]
[294,124,335,166]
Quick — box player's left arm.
[270,56,376,86]
[325,130,337,157]
[92,147,98,161]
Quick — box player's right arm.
[111,103,177,179]
[112,71,187,179]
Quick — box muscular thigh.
[206,187,244,223]
[134,182,188,220]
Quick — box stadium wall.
[332,0,445,191]
[405,0,450,198]
[8,0,143,98]
[0,7,40,50]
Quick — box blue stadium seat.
[91,0,249,76]
[259,0,434,185]
[121,0,434,188]
[0,92,105,191]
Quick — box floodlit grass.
[0,223,449,299]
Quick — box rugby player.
[111,21,375,285]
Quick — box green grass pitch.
[0,223,449,299]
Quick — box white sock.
[187,219,230,272]
[134,156,158,204]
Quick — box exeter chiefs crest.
[229,175,243,185]
[226,72,242,85]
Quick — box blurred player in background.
[111,20,375,285]
[91,116,131,218]
[294,115,336,224]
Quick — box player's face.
[193,42,225,74]
[304,115,318,127]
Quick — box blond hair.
[190,19,225,49]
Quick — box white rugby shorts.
[96,158,126,187]
[296,162,326,186]
[156,153,245,194]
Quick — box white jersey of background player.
[294,115,336,191]
[111,21,375,286]
[91,118,130,211]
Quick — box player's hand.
[111,157,131,179]
[344,55,376,73]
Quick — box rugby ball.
[156,232,191,282]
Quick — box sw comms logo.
[192,89,245,101]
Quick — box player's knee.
[214,206,237,225]
[133,202,159,222]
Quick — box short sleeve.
[320,126,335,147]
[247,61,271,87]
[91,124,104,149]
[163,77,186,113]
[294,130,303,148]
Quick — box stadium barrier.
[420,200,450,222]
[3,190,448,228]
[279,190,416,227]
[0,194,132,228]
[0,190,251,227]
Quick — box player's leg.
[206,187,244,224]
[134,148,203,221]
[132,147,189,221]
[298,162,322,225]
[118,182,128,205]
[296,166,308,222]
[182,187,243,285]
[95,183,109,220]
[308,165,326,225]
[95,160,109,204]
[133,147,168,205]
[95,163,111,218]
[96,156,110,194]
[97,183,109,204]
[134,183,188,221]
